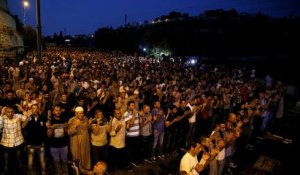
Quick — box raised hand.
[116,124,123,132]
[202,152,210,161]
[88,118,93,125]
[74,118,81,127]
[210,148,220,156]
[47,110,52,120]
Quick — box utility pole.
[36,0,42,62]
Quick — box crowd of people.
[0,47,285,175]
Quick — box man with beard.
[47,105,69,175]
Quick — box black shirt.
[166,113,178,131]
[176,107,190,132]
[48,116,69,148]
[24,115,47,145]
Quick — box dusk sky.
[7,0,300,36]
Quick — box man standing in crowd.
[24,104,47,174]
[124,101,141,169]
[151,101,166,161]
[108,109,126,171]
[89,109,110,164]
[164,105,179,156]
[139,104,153,163]
[68,106,91,170]
[180,140,210,175]
[0,105,31,175]
[46,105,69,175]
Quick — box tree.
[93,9,292,57]
[94,27,117,51]
[23,25,37,51]
[58,31,64,44]
[168,11,182,19]
[52,32,58,43]
[11,15,23,33]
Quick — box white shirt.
[216,148,225,160]
[180,152,199,175]
[91,124,108,147]
[187,103,196,123]
[109,118,126,149]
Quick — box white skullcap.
[75,106,84,112]
[119,86,125,93]
[93,80,100,84]
[82,82,89,89]
[134,89,139,95]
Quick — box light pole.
[22,0,29,26]
[36,0,42,62]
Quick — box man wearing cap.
[68,106,91,169]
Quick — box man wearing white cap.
[68,106,91,169]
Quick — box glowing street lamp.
[23,1,29,7]
[23,0,29,25]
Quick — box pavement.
[109,153,182,175]
[109,110,300,175]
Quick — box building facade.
[0,0,24,62]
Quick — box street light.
[23,0,29,26]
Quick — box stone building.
[0,0,24,62]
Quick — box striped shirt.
[123,111,140,137]
[0,114,27,147]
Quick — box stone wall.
[0,6,24,62]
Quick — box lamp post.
[36,0,42,62]
[22,0,29,26]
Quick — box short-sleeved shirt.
[180,152,199,175]
[48,117,69,148]
[0,114,27,147]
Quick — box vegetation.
[92,9,298,57]
[20,9,300,57]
